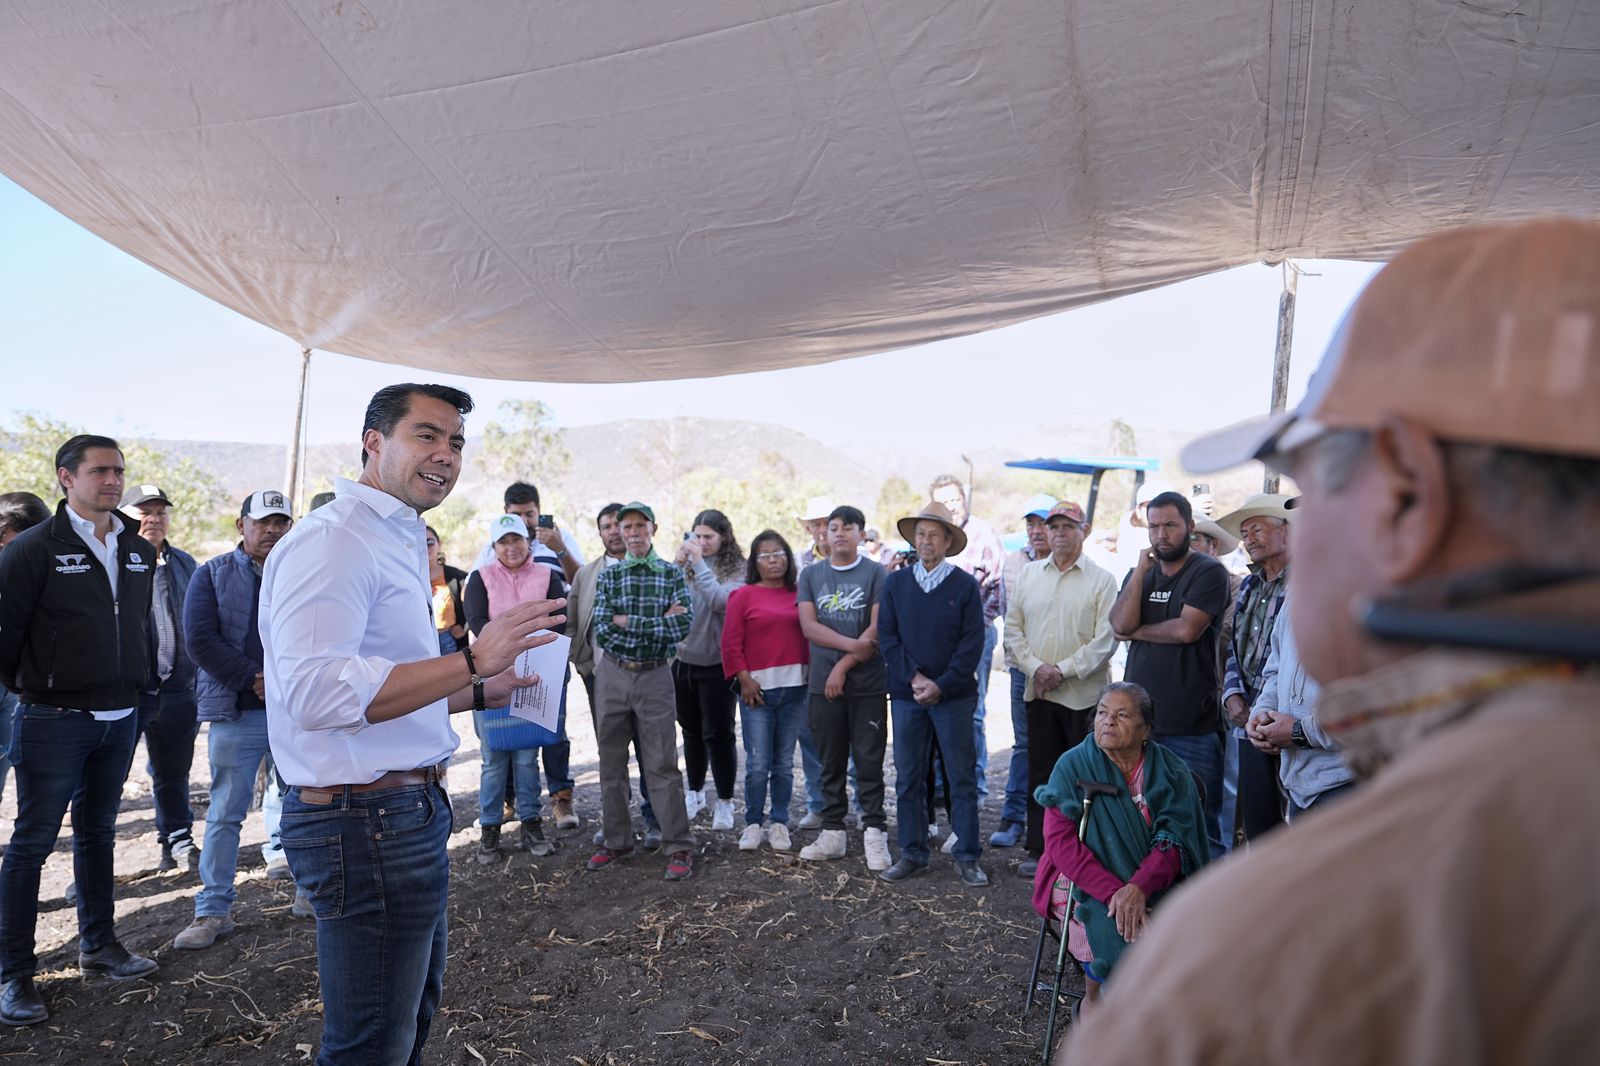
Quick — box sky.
[0,175,1380,452]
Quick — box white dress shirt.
[261,477,459,786]
[65,505,135,722]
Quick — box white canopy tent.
[2,0,1597,383]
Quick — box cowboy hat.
[1193,518,1240,555]
[896,501,968,557]
[1216,493,1294,539]
[794,495,837,523]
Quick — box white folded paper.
[508,633,572,734]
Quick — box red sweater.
[721,583,809,677]
[1031,806,1181,918]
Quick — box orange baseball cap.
[1183,217,1600,472]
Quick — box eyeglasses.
[755,551,787,562]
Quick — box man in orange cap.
[1064,218,1600,1064]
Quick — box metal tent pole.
[1264,263,1298,494]
[284,347,312,513]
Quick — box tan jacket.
[566,555,607,678]
[1066,647,1600,1065]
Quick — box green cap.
[618,501,656,524]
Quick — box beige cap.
[1184,217,1600,472]
[1216,493,1294,539]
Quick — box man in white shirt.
[261,384,565,1065]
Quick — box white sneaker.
[738,823,765,851]
[711,799,735,831]
[799,829,848,861]
[863,828,891,872]
[798,811,823,830]
[684,789,706,821]
[941,832,959,854]
[767,823,793,851]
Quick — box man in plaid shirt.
[587,502,697,880]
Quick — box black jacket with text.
[0,502,155,710]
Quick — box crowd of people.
[0,409,1339,1047]
[1,217,1596,1066]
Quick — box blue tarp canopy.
[1004,456,1161,476]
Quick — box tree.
[478,399,571,494]
[0,413,228,548]
[669,453,828,554]
[874,475,922,543]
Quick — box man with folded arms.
[585,501,697,881]
[262,384,562,1065]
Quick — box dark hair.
[595,501,623,526]
[0,492,51,538]
[360,384,474,467]
[928,473,965,501]
[1145,491,1194,526]
[745,530,797,589]
[1100,681,1156,730]
[692,509,746,581]
[54,434,121,490]
[504,481,541,508]
[425,525,441,542]
[828,505,866,530]
[309,491,337,511]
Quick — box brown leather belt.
[298,763,446,806]
[606,655,671,673]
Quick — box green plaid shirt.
[593,550,693,663]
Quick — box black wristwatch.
[1290,720,1311,749]
[462,646,486,711]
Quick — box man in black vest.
[0,435,160,1026]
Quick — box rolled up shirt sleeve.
[263,525,394,734]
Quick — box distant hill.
[148,414,1271,551]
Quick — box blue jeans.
[477,744,543,825]
[891,697,982,864]
[134,687,200,845]
[281,781,452,1066]
[973,621,997,799]
[0,704,138,982]
[1156,732,1227,857]
[740,685,807,826]
[794,704,826,815]
[196,712,273,917]
[0,689,15,803]
[1000,668,1029,824]
[539,680,574,795]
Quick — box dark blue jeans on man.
[0,704,137,982]
[1155,731,1227,857]
[133,687,199,848]
[971,621,997,800]
[280,780,451,1066]
[1000,667,1029,827]
[0,689,15,802]
[891,697,982,865]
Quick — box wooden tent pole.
[284,347,311,513]
[1264,263,1297,494]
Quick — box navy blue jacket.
[183,546,264,723]
[877,565,985,703]
[145,541,197,694]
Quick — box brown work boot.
[552,790,579,830]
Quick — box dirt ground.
[0,678,1076,1065]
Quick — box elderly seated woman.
[1031,681,1211,1007]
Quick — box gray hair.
[1099,681,1156,730]
[1295,429,1600,567]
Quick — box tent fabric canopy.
[2,1,1597,383]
